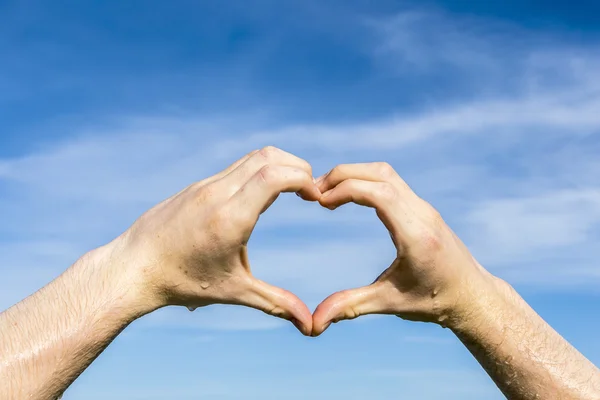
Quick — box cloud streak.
[2,7,600,336]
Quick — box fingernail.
[315,174,327,184]
[321,189,332,198]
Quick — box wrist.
[77,236,165,319]
[446,270,511,334]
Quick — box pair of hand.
[115,146,493,336]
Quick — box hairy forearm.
[0,240,154,399]
[451,275,600,400]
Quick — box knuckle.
[376,182,398,201]
[326,165,345,184]
[195,185,215,202]
[422,229,443,253]
[301,159,313,175]
[418,223,444,253]
[406,205,446,255]
[375,162,395,179]
[427,205,443,225]
[257,164,279,184]
[258,146,280,161]
[298,169,312,185]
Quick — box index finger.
[213,146,314,198]
[319,178,400,236]
[316,162,408,194]
[230,165,321,221]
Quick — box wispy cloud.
[2,7,600,336]
[467,189,600,257]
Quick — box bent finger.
[203,149,259,185]
[231,165,321,220]
[319,179,400,235]
[311,282,389,336]
[214,146,314,198]
[237,276,313,336]
[316,162,406,193]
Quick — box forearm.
[0,239,155,399]
[451,274,600,399]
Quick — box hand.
[112,147,320,335]
[311,162,495,336]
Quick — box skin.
[311,162,600,399]
[0,149,598,399]
[0,147,320,399]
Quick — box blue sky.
[2,1,600,398]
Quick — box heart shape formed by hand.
[144,147,482,338]
[253,160,482,337]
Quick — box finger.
[311,281,390,336]
[168,150,259,201]
[203,149,259,185]
[319,179,400,235]
[238,276,313,336]
[214,146,314,198]
[316,162,405,193]
[231,165,321,219]
[319,179,397,209]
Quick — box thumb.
[311,281,389,337]
[237,276,313,336]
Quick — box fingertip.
[318,188,333,203]
[311,295,342,336]
[291,308,313,336]
[318,189,339,210]
[297,183,322,202]
[310,318,333,337]
[320,188,333,198]
[310,324,321,337]
[291,318,311,336]
[277,289,313,336]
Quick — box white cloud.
[461,188,600,285]
[3,7,600,336]
[369,10,517,74]
[467,189,600,259]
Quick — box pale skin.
[0,147,598,399]
[311,162,600,399]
